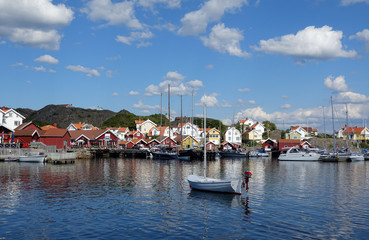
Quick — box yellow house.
[343,126,369,141]
[175,135,198,149]
[207,128,220,146]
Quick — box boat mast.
[181,95,183,148]
[160,92,162,136]
[331,96,336,152]
[168,84,171,141]
[191,89,194,147]
[322,106,327,149]
[345,103,350,153]
[203,101,207,178]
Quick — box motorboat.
[151,150,178,160]
[19,152,46,163]
[278,147,321,161]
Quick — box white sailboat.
[187,102,247,194]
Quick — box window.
[105,134,110,139]
[14,121,20,126]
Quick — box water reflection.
[0,158,368,239]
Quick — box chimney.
[53,123,57,127]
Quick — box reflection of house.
[0,107,25,131]
[70,129,118,147]
[135,119,157,134]
[67,123,98,131]
[224,127,242,145]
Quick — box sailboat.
[187,102,250,194]
[342,104,364,161]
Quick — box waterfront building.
[67,123,98,131]
[224,127,242,145]
[238,118,255,133]
[174,135,198,149]
[70,129,118,147]
[337,125,369,141]
[243,122,265,142]
[135,119,157,135]
[0,107,25,132]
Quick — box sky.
[1,0,369,132]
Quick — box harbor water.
[1,158,368,239]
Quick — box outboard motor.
[243,171,252,191]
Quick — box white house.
[178,122,200,139]
[244,122,265,141]
[108,127,129,141]
[239,118,255,133]
[290,126,308,139]
[67,123,98,131]
[224,127,242,145]
[135,119,157,134]
[0,107,25,131]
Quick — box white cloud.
[281,95,288,99]
[238,88,250,92]
[324,75,348,92]
[133,100,160,112]
[201,23,249,57]
[187,80,204,88]
[33,66,46,72]
[116,31,153,47]
[205,64,214,69]
[129,91,139,96]
[335,92,369,103]
[341,0,369,5]
[248,100,256,104]
[199,93,219,107]
[350,29,369,49]
[145,71,197,96]
[66,65,100,77]
[138,0,181,8]
[85,0,142,29]
[254,26,356,62]
[280,104,291,109]
[178,0,247,36]
[112,92,119,96]
[0,40,6,44]
[0,0,73,50]
[35,54,59,64]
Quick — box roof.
[14,129,39,137]
[41,125,58,130]
[135,120,145,124]
[130,139,147,144]
[15,121,34,130]
[238,118,249,124]
[69,123,98,130]
[40,128,70,137]
[70,129,109,140]
[278,139,301,144]
[343,126,366,134]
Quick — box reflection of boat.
[218,150,247,158]
[19,152,46,163]
[188,190,241,207]
[278,147,321,161]
[187,103,244,195]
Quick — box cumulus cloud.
[35,54,59,64]
[84,0,142,29]
[324,75,348,92]
[133,100,160,112]
[199,93,219,107]
[116,31,153,47]
[341,0,369,5]
[0,0,73,50]
[137,0,181,8]
[350,29,369,49]
[201,23,249,57]
[187,80,204,88]
[238,88,250,92]
[254,26,356,62]
[178,0,247,36]
[280,104,291,109]
[129,91,139,96]
[335,92,369,103]
[33,66,46,72]
[145,71,202,96]
[237,99,255,106]
[66,65,100,77]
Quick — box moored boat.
[19,152,46,163]
[278,147,321,161]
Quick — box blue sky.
[1,0,369,132]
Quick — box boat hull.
[187,175,242,194]
[218,151,247,158]
[278,153,321,161]
[19,155,46,163]
[152,152,178,160]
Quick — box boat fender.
[243,171,252,190]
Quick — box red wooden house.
[278,139,301,152]
[70,129,118,147]
[126,130,145,141]
[157,136,176,147]
[146,138,160,147]
[15,121,41,131]
[262,138,277,152]
[14,129,40,147]
[39,128,71,149]
[206,142,216,151]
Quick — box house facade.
[0,107,25,132]
[135,119,157,135]
[207,128,220,145]
[39,129,71,149]
[239,118,255,133]
[224,127,242,145]
[178,122,200,139]
[340,126,369,141]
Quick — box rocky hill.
[16,105,122,128]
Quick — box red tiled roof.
[343,126,365,134]
[70,129,108,140]
[14,129,39,137]
[40,128,69,137]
